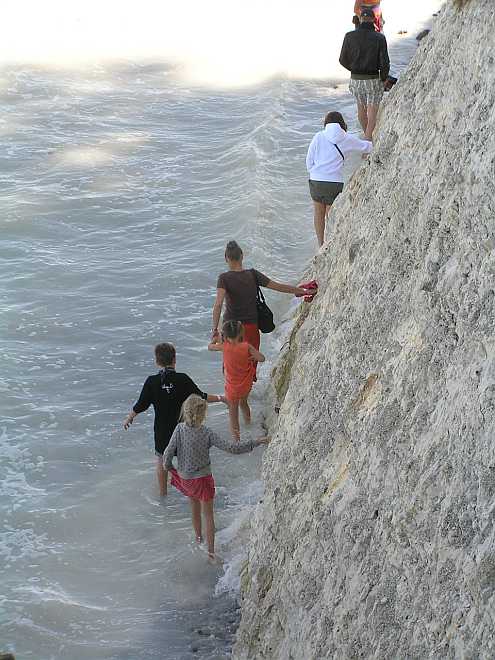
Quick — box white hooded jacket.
[306,123,372,183]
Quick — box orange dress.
[223,341,254,402]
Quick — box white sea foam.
[215,491,264,596]
[15,585,109,611]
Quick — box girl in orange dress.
[208,320,265,439]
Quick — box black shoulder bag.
[251,269,275,334]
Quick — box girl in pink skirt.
[163,394,268,562]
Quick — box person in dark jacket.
[339,8,390,139]
[123,342,226,496]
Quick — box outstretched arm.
[248,344,265,363]
[124,378,152,429]
[206,393,228,404]
[208,342,224,352]
[208,429,267,454]
[344,133,373,153]
[182,375,226,405]
[266,280,310,297]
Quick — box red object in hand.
[298,280,318,302]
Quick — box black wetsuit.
[133,368,208,454]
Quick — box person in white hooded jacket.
[306,111,372,247]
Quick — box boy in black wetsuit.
[123,343,225,496]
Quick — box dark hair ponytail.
[222,320,243,341]
[225,241,243,262]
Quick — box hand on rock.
[298,280,318,302]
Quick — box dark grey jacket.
[339,23,390,81]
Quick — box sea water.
[0,2,442,658]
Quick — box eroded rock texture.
[233,1,495,658]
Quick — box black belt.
[351,73,380,80]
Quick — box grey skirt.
[309,180,344,205]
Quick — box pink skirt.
[169,468,215,501]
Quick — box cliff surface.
[233,0,495,657]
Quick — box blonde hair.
[181,394,207,428]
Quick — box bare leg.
[202,499,215,559]
[228,400,241,440]
[313,200,327,247]
[240,397,251,425]
[189,497,202,543]
[365,104,379,140]
[155,456,168,496]
[357,102,368,134]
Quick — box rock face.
[233,1,495,658]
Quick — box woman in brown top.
[211,241,309,376]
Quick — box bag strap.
[333,143,345,161]
[250,268,266,303]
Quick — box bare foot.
[208,553,222,565]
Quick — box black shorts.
[309,180,344,205]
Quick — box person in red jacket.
[353,0,384,31]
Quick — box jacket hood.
[323,123,347,144]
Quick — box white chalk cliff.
[233,0,495,657]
